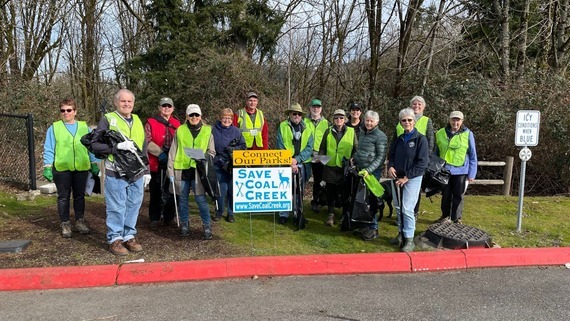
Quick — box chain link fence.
[0,113,37,190]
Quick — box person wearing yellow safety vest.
[393,96,435,220]
[43,98,100,238]
[232,91,268,150]
[90,89,151,256]
[276,103,314,225]
[352,110,388,241]
[303,98,330,213]
[318,109,357,227]
[167,104,216,240]
[434,111,478,224]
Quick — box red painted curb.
[0,265,118,291]
[117,253,411,285]
[463,247,570,268]
[409,251,467,272]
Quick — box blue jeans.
[179,179,211,226]
[105,175,144,244]
[279,164,307,218]
[394,176,422,238]
[215,166,233,216]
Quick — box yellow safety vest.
[53,120,90,171]
[173,124,212,169]
[304,117,329,152]
[325,126,355,168]
[238,109,264,148]
[396,115,429,136]
[436,128,470,166]
[279,121,312,163]
[105,112,144,162]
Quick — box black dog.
[377,180,393,221]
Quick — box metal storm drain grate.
[423,222,491,249]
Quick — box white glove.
[142,174,151,188]
[117,140,137,153]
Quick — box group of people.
[43,90,477,255]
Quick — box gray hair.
[114,89,135,103]
[364,110,379,122]
[399,108,415,121]
[410,95,425,107]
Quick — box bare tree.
[394,0,424,97]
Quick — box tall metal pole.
[26,113,36,190]
[516,157,528,232]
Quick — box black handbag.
[423,154,451,196]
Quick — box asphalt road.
[1,266,568,321]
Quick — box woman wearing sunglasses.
[42,98,100,238]
[434,111,478,224]
[387,108,429,252]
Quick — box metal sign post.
[515,110,540,232]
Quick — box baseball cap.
[310,99,322,106]
[246,91,258,99]
[159,97,173,106]
[349,102,362,110]
[332,109,346,117]
[186,104,202,116]
[449,111,464,120]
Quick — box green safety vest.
[304,117,329,152]
[396,115,429,136]
[53,120,90,171]
[279,121,312,163]
[173,124,212,169]
[325,126,355,168]
[238,109,264,148]
[436,128,470,166]
[105,112,145,162]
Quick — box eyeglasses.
[400,118,414,123]
[60,109,74,113]
[161,104,173,108]
[311,105,322,108]
[291,112,302,116]
[188,113,201,118]
[333,116,344,120]
[221,116,232,121]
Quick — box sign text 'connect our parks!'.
[232,150,293,213]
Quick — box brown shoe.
[109,240,129,256]
[123,238,143,253]
[74,218,90,234]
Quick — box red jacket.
[145,116,181,172]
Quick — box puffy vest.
[105,112,145,162]
[173,124,212,170]
[304,117,329,152]
[238,109,264,148]
[53,121,91,171]
[146,116,181,172]
[436,128,470,166]
[396,115,429,136]
[279,121,312,163]
[325,126,355,168]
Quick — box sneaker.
[203,225,213,240]
[74,218,90,235]
[435,216,451,224]
[325,213,335,226]
[212,214,222,222]
[61,221,72,238]
[361,228,379,241]
[123,238,143,252]
[454,219,463,224]
[180,222,190,237]
[226,215,235,223]
[109,240,128,256]
[278,216,287,225]
[149,221,160,230]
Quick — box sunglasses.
[60,109,74,113]
[400,118,414,123]
[188,113,201,117]
[333,116,344,120]
[161,104,173,108]
[291,112,303,116]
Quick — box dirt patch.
[0,187,248,269]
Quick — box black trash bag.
[350,178,375,224]
[81,130,148,180]
[423,154,451,197]
[195,154,220,205]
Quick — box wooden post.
[502,156,514,196]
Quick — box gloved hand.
[358,169,369,178]
[90,163,100,176]
[158,152,168,164]
[117,140,137,153]
[142,174,151,188]
[169,176,174,183]
[43,167,53,182]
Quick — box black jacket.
[388,128,429,179]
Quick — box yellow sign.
[233,149,292,166]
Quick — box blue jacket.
[388,128,429,179]
[435,125,478,179]
[212,120,246,169]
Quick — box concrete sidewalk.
[1,247,569,291]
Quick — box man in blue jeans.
[90,89,151,256]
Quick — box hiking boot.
[180,221,190,237]
[361,228,379,241]
[109,240,128,256]
[60,221,72,238]
[124,238,143,252]
[226,215,235,223]
[325,213,335,226]
[353,227,368,236]
[212,213,222,222]
[389,232,403,247]
[435,216,451,224]
[74,218,90,235]
[149,221,160,230]
[202,224,213,240]
[401,237,415,252]
[278,216,287,225]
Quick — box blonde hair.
[220,108,234,119]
